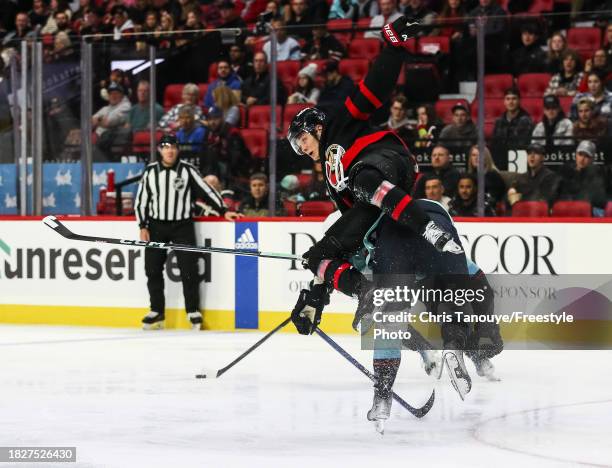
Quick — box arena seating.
[512,201,549,217]
[551,200,592,217]
[239,128,268,159]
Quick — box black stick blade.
[43,215,74,239]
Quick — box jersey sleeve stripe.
[333,263,351,290]
[358,80,383,109]
[391,194,413,221]
[344,96,369,120]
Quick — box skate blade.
[443,352,471,400]
[374,419,385,435]
[143,321,164,330]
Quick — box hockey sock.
[373,356,401,399]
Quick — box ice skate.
[473,357,500,382]
[142,311,164,330]
[187,311,203,331]
[367,394,392,435]
[443,348,472,400]
[420,349,443,379]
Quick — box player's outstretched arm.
[291,279,331,335]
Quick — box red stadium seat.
[277,60,301,94]
[283,199,298,216]
[248,105,282,130]
[435,99,470,124]
[512,201,549,217]
[517,73,551,97]
[521,97,544,123]
[558,96,573,116]
[567,27,602,56]
[239,128,269,159]
[298,200,336,216]
[348,38,381,61]
[238,104,248,128]
[484,121,495,139]
[163,84,184,109]
[605,201,612,217]
[283,103,313,133]
[208,62,218,81]
[327,19,352,47]
[471,98,507,124]
[418,36,450,54]
[483,74,514,98]
[296,173,313,191]
[132,131,163,153]
[354,17,373,38]
[527,0,553,13]
[551,200,592,217]
[339,59,370,82]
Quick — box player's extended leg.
[368,349,401,434]
[143,221,168,330]
[174,220,202,330]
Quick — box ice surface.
[0,324,611,468]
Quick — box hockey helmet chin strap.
[324,144,348,192]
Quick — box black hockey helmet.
[287,107,327,156]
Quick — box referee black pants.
[145,219,200,314]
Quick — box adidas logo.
[236,228,257,249]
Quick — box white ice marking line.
[471,399,612,467]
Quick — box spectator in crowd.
[511,22,547,75]
[507,143,560,206]
[285,0,323,42]
[303,25,346,61]
[229,44,253,81]
[545,49,584,97]
[159,83,204,132]
[572,97,610,141]
[41,8,72,36]
[44,30,74,62]
[195,175,241,215]
[436,0,466,41]
[241,0,270,23]
[241,51,287,106]
[129,0,153,25]
[557,140,607,210]
[263,18,301,61]
[210,85,241,127]
[356,0,380,18]
[79,7,110,39]
[178,0,200,23]
[449,174,497,217]
[264,0,281,17]
[136,10,160,51]
[466,144,506,204]
[401,0,437,29]
[365,0,403,40]
[127,80,164,131]
[578,49,611,92]
[545,32,568,73]
[219,0,247,31]
[378,94,414,146]
[202,105,252,185]
[606,22,612,65]
[423,174,451,209]
[466,0,507,74]
[317,60,354,114]
[155,11,176,49]
[438,101,477,150]
[531,94,574,148]
[414,104,443,148]
[29,0,50,28]
[240,173,280,216]
[91,82,132,161]
[203,61,242,108]
[307,160,328,200]
[2,12,33,47]
[328,0,359,19]
[413,144,461,198]
[492,87,534,148]
[571,72,612,119]
[111,5,136,41]
[176,104,207,162]
[287,63,321,104]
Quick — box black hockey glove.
[381,16,421,48]
[291,281,330,335]
[302,235,343,275]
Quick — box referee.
[135,134,240,330]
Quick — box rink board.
[0,217,610,336]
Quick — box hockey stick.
[42,216,302,261]
[195,317,292,379]
[314,328,435,418]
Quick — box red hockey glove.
[382,16,421,48]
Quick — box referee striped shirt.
[135,160,226,227]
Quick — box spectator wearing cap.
[438,102,477,150]
[448,174,496,217]
[466,144,506,205]
[176,104,207,162]
[507,143,560,206]
[303,25,346,61]
[572,98,610,141]
[423,174,451,209]
[364,0,403,40]
[241,51,287,106]
[111,5,135,41]
[545,49,584,97]
[492,87,534,149]
[511,22,547,76]
[202,105,252,187]
[91,82,132,161]
[531,95,574,148]
[127,80,164,131]
[317,60,354,115]
[413,145,461,198]
[570,72,612,120]
[203,60,242,109]
[287,63,321,104]
[263,18,302,61]
[159,83,204,132]
[557,140,607,211]
[378,94,415,147]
